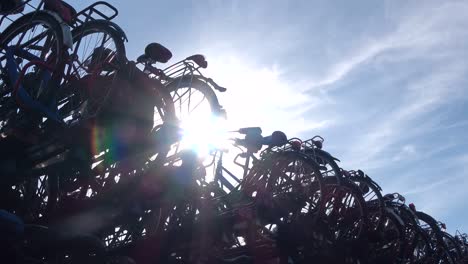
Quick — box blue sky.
[65,1,468,231]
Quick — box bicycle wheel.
[441,232,463,263]
[416,211,455,264]
[283,181,368,264]
[367,208,405,264]
[349,175,385,232]
[164,76,225,123]
[0,11,65,135]
[388,203,424,262]
[309,176,369,263]
[57,20,126,123]
[242,151,323,225]
[161,76,224,163]
[320,177,369,241]
[409,226,435,263]
[305,148,342,182]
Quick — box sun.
[179,113,229,157]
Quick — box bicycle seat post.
[214,151,224,184]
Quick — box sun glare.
[179,114,229,157]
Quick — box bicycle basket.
[302,135,324,150]
[72,1,119,27]
[265,135,326,156]
[161,59,201,85]
[260,138,302,158]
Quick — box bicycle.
[0,0,130,223]
[137,43,227,124]
[439,226,463,263]
[0,0,126,137]
[416,210,456,264]
[382,193,435,263]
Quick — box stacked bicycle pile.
[0,1,467,263]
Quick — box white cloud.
[392,144,416,161]
[203,53,334,137]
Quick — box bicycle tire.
[321,176,369,241]
[349,175,385,232]
[56,20,127,123]
[416,211,455,264]
[164,75,225,120]
[157,75,222,166]
[242,151,324,225]
[367,207,406,263]
[283,176,369,264]
[409,226,435,263]
[315,177,370,262]
[304,148,342,183]
[441,232,463,262]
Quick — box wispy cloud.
[392,145,416,162]
[306,1,468,90]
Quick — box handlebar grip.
[214,84,227,92]
[136,54,148,63]
[237,127,262,135]
[207,78,227,92]
[263,131,288,147]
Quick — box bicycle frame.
[212,148,258,193]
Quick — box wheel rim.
[58,27,124,122]
[321,180,367,242]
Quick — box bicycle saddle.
[263,131,288,147]
[143,42,172,63]
[186,54,208,68]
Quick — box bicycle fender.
[73,19,128,43]
[314,148,341,162]
[104,20,128,42]
[43,10,73,49]
[384,207,405,227]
